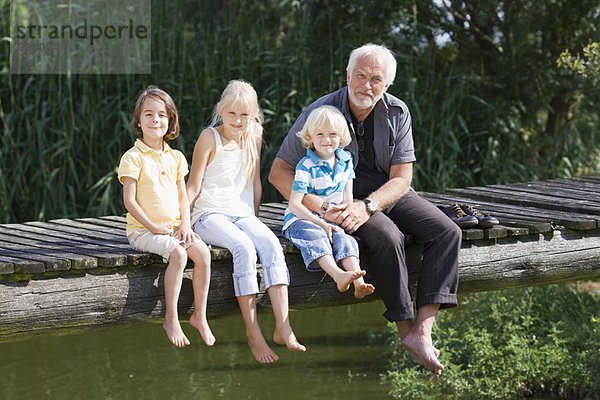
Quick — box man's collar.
[343,86,388,122]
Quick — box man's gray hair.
[346,43,397,86]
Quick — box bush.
[386,285,600,399]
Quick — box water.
[0,301,393,400]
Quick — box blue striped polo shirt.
[282,148,355,231]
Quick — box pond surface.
[0,301,393,400]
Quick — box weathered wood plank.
[422,193,553,233]
[422,192,598,230]
[529,179,600,196]
[447,187,600,215]
[0,246,71,271]
[2,176,600,339]
[0,254,45,274]
[491,182,600,204]
[0,229,126,268]
[6,222,152,265]
[2,230,599,339]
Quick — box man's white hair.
[346,43,397,86]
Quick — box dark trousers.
[353,189,461,321]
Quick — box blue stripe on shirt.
[283,148,355,231]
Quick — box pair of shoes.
[440,204,479,229]
[459,204,499,228]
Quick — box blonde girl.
[118,86,214,348]
[187,80,305,363]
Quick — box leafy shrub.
[386,285,600,399]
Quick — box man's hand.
[326,200,370,233]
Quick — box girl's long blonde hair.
[211,80,263,179]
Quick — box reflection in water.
[1,301,393,399]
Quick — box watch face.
[365,200,377,213]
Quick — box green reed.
[1,0,598,223]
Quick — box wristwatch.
[363,198,378,215]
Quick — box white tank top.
[191,127,255,225]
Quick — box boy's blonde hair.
[131,86,180,141]
[211,80,263,179]
[297,105,351,149]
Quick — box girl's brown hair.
[130,86,180,141]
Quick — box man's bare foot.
[247,332,279,364]
[335,270,366,293]
[401,331,444,375]
[189,312,216,346]
[163,319,191,348]
[273,324,307,352]
[354,281,375,299]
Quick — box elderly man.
[268,43,461,375]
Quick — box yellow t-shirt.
[117,139,189,235]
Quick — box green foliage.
[558,42,600,85]
[0,0,599,222]
[385,285,600,399]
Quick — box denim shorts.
[283,218,359,272]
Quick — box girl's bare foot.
[354,281,375,299]
[335,270,366,293]
[273,324,307,352]
[247,332,279,364]
[163,319,191,348]
[189,312,216,346]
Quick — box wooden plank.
[2,230,599,338]
[0,246,70,271]
[76,217,128,230]
[0,240,96,270]
[0,259,15,274]
[422,193,553,233]
[423,192,598,230]
[540,178,600,195]
[6,222,152,266]
[491,183,600,204]
[48,218,131,238]
[0,229,126,268]
[24,221,129,244]
[446,186,600,216]
[0,255,45,274]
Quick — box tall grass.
[1,0,598,223]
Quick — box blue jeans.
[194,213,289,297]
[284,219,360,272]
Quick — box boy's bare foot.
[273,324,307,352]
[401,331,444,376]
[247,332,279,364]
[189,313,216,346]
[163,319,191,348]
[353,281,375,299]
[335,270,366,293]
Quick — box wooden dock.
[2,176,600,339]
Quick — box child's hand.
[318,220,341,243]
[177,226,200,247]
[152,222,174,235]
[323,203,347,223]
